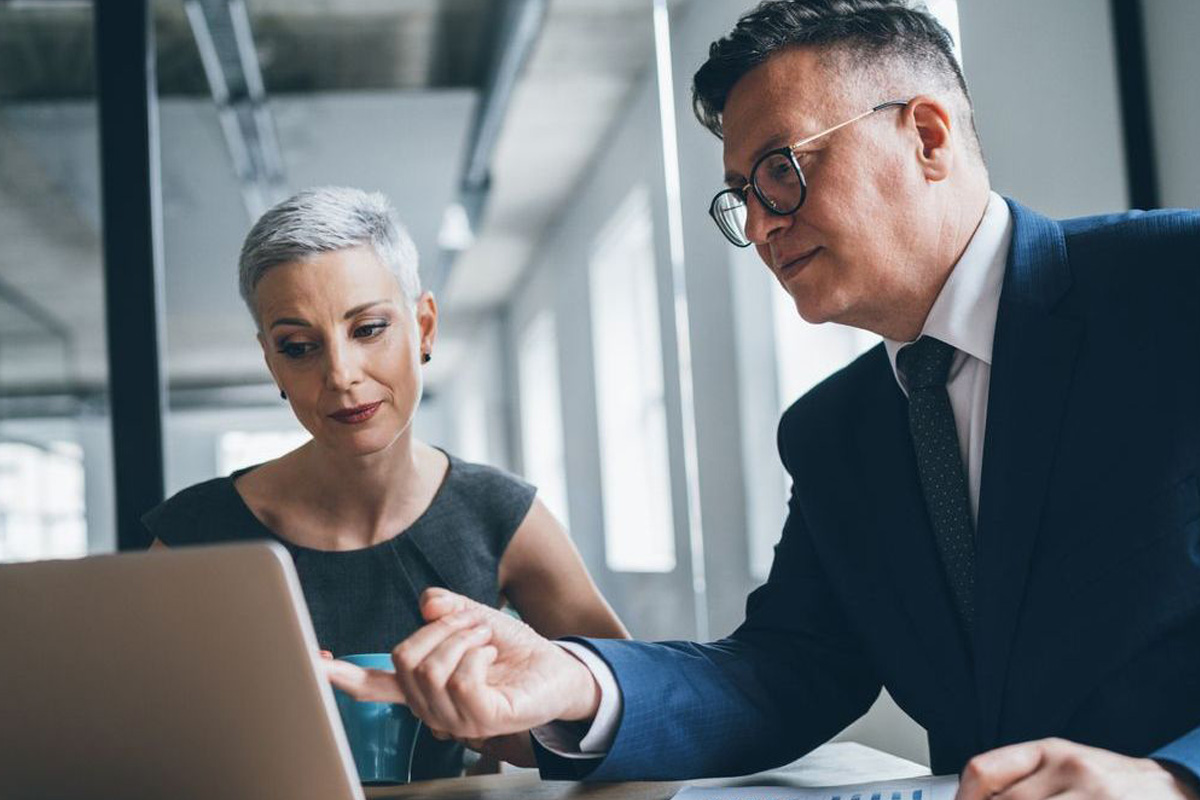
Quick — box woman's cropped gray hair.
[238,187,421,323]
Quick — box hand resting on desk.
[323,588,601,755]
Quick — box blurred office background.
[1,0,1197,765]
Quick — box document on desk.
[674,774,958,800]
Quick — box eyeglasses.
[708,99,910,247]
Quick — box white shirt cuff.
[529,641,622,758]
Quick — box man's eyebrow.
[723,133,800,186]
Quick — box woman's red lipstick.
[328,401,382,424]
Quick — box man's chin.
[789,292,841,326]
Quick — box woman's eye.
[277,341,315,359]
[354,322,389,339]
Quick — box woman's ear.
[907,94,955,182]
[416,291,438,361]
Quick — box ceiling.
[0,0,682,399]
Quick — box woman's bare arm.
[498,497,629,641]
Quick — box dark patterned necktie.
[897,336,975,631]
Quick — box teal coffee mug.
[333,654,422,785]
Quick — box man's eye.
[354,322,389,339]
[770,160,797,181]
[277,341,315,359]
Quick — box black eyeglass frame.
[708,99,911,247]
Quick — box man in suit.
[328,1,1200,796]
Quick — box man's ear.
[907,94,954,182]
[416,291,438,357]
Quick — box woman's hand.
[323,588,602,742]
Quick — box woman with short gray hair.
[143,186,628,778]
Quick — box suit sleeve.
[1153,722,1200,786]
[536,415,881,781]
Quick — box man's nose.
[323,339,363,390]
[743,191,792,245]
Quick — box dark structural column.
[1110,0,1160,210]
[94,0,168,550]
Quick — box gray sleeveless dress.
[141,451,536,780]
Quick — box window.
[589,185,675,572]
[518,311,571,525]
[217,430,311,476]
[757,283,879,577]
[926,0,963,65]
[772,288,879,413]
[0,441,86,562]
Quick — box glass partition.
[0,1,114,561]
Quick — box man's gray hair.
[238,186,421,323]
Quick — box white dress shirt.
[532,191,1014,758]
[882,191,1012,520]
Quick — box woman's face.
[254,245,436,457]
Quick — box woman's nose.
[323,340,363,390]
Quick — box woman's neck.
[288,431,441,547]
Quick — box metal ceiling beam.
[184,0,286,219]
[0,275,75,390]
[435,0,549,291]
[0,274,72,347]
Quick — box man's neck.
[878,185,992,343]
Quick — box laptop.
[0,542,366,800]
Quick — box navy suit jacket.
[537,199,1200,781]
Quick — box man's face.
[721,47,926,330]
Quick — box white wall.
[1142,0,1200,208]
[957,0,1129,215]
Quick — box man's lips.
[775,246,823,278]
[328,401,383,424]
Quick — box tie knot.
[897,336,956,390]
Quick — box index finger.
[956,740,1046,800]
[420,588,482,622]
[322,659,407,705]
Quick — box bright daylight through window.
[590,185,675,573]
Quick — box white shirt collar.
[884,191,1013,386]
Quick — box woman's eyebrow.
[342,300,391,319]
[268,301,393,330]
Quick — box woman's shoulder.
[141,472,260,547]
[441,451,536,514]
[404,451,538,603]
[422,450,537,549]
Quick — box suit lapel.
[973,199,1083,745]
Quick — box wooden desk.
[365,742,931,800]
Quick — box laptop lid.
[0,542,365,800]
